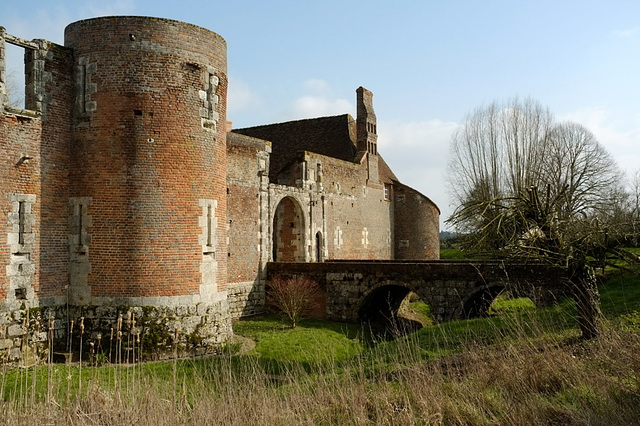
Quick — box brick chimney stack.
[356,86,378,156]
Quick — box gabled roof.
[377,155,398,184]
[231,114,357,179]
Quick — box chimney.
[356,87,378,156]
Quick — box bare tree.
[627,170,640,246]
[448,98,554,247]
[448,99,621,247]
[4,68,25,108]
[447,98,624,338]
[267,277,322,328]
[541,122,620,220]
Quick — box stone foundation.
[227,280,266,318]
[0,294,233,366]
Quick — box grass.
[232,315,363,365]
[440,248,467,260]
[1,265,640,424]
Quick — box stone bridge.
[266,261,570,323]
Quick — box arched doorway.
[272,197,305,262]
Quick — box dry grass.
[2,270,640,425]
[0,323,639,425]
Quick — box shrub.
[266,277,322,328]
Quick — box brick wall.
[65,17,228,300]
[393,182,440,260]
[227,133,269,284]
[39,42,74,298]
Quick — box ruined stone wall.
[393,182,440,260]
[0,31,73,362]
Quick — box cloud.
[4,1,135,44]
[561,107,640,175]
[378,119,459,229]
[289,96,352,119]
[612,27,639,38]
[228,77,263,114]
[82,0,136,17]
[280,79,353,121]
[303,79,330,93]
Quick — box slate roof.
[231,114,357,180]
[231,113,399,186]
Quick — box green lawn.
[440,248,466,260]
[232,315,363,365]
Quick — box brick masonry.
[0,16,441,364]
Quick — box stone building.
[0,16,439,362]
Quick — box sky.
[1,0,639,231]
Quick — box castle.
[0,16,439,361]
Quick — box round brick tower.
[64,17,230,352]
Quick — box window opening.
[3,33,41,112]
[14,288,26,300]
[79,63,87,113]
[77,204,84,246]
[315,232,322,262]
[4,42,26,109]
[207,204,213,248]
[17,201,25,245]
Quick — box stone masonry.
[0,16,440,364]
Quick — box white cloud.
[303,78,331,93]
[612,27,639,38]
[228,77,263,114]
[82,0,135,18]
[560,107,640,176]
[280,79,352,121]
[289,96,352,119]
[4,1,135,44]
[378,119,459,230]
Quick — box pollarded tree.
[447,98,623,338]
[541,122,620,221]
[447,98,555,250]
[448,99,621,250]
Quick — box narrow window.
[206,204,213,248]
[18,201,25,245]
[4,43,26,109]
[79,64,87,113]
[384,183,391,201]
[77,204,83,246]
[315,232,322,262]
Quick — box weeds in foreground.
[0,323,639,425]
[0,271,639,425]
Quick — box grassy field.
[1,266,640,424]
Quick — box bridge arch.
[272,196,305,262]
[358,284,412,324]
[455,283,506,319]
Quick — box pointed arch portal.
[272,197,305,262]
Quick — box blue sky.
[2,0,639,230]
